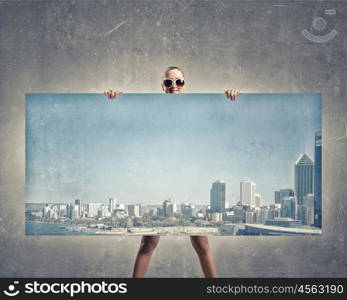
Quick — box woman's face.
[162,69,185,94]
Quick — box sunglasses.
[162,78,185,88]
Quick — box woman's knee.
[191,236,210,255]
[139,236,160,255]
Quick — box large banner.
[25,93,322,236]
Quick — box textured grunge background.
[0,0,346,277]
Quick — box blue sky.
[25,93,321,206]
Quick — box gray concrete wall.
[0,0,346,277]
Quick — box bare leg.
[132,236,160,278]
[190,236,217,278]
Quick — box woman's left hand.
[225,89,240,101]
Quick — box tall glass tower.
[210,180,226,213]
[295,153,314,205]
[74,199,81,218]
[314,131,322,228]
[274,189,295,204]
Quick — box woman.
[104,66,239,277]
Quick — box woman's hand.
[104,90,123,100]
[225,89,240,101]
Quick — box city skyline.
[27,146,322,234]
[26,162,322,235]
[25,93,321,205]
[25,160,312,209]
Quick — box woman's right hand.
[104,90,123,100]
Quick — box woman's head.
[161,66,185,94]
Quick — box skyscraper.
[240,180,256,206]
[245,211,256,224]
[257,207,269,224]
[314,131,322,228]
[281,196,297,219]
[210,180,226,213]
[74,199,81,218]
[128,204,141,218]
[88,203,103,218]
[163,198,172,216]
[167,203,177,217]
[66,204,73,219]
[109,197,117,214]
[301,194,315,225]
[275,189,294,204]
[295,153,314,205]
[275,191,281,204]
[254,193,262,207]
[181,203,194,217]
